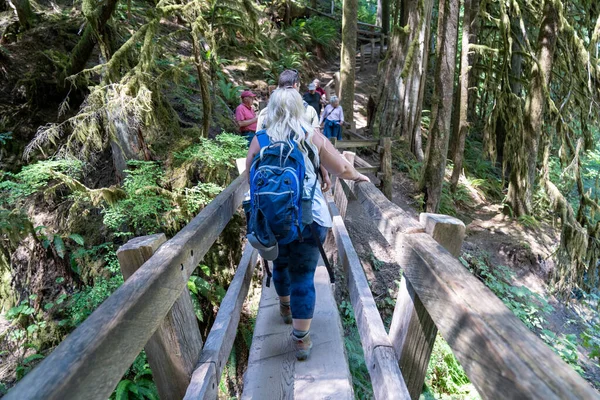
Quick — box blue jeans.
[323,119,342,140]
[243,131,255,146]
[272,223,329,319]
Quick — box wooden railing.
[5,154,599,400]
[331,159,600,399]
[332,138,393,200]
[4,175,249,400]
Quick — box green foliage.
[110,352,158,400]
[0,131,12,145]
[218,78,244,109]
[425,335,476,397]
[339,300,372,399]
[0,159,83,205]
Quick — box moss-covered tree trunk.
[64,0,119,79]
[400,0,433,161]
[340,0,357,126]
[191,28,212,138]
[376,0,390,35]
[420,0,459,212]
[507,0,558,216]
[450,0,477,190]
[373,0,415,138]
[7,0,35,29]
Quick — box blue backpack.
[244,130,335,285]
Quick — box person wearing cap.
[303,83,322,116]
[257,70,321,134]
[235,90,258,145]
[320,96,344,140]
[313,79,327,106]
[245,85,369,361]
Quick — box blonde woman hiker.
[244,84,369,361]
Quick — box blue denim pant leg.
[243,131,255,146]
[272,223,329,319]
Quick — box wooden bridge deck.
[242,264,353,399]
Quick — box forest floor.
[337,54,600,392]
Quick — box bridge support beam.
[389,214,465,399]
[118,234,203,400]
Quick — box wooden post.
[380,137,392,200]
[333,71,341,98]
[371,38,376,63]
[360,44,365,71]
[333,151,355,219]
[388,214,465,400]
[380,34,385,54]
[117,234,204,400]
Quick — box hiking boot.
[279,303,292,324]
[292,332,313,361]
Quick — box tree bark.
[64,0,119,79]
[7,0,35,29]
[192,27,212,138]
[373,0,417,138]
[420,0,459,212]
[377,0,382,27]
[507,0,558,216]
[400,0,433,161]
[340,0,358,126]
[450,0,477,190]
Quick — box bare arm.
[313,132,369,182]
[238,117,258,129]
[245,136,260,180]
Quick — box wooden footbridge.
[5,153,599,400]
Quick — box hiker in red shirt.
[236,90,258,145]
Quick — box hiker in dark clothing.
[303,83,322,116]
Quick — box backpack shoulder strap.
[256,130,270,149]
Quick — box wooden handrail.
[5,175,249,400]
[333,139,379,149]
[327,195,410,400]
[184,244,258,399]
[339,178,600,399]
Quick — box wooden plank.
[360,44,365,70]
[4,175,249,400]
[347,181,600,400]
[242,265,354,399]
[118,234,203,400]
[389,214,465,399]
[380,137,392,200]
[328,197,410,400]
[356,166,379,174]
[346,129,370,141]
[184,244,259,399]
[390,278,437,400]
[340,180,423,236]
[358,21,382,29]
[334,139,379,149]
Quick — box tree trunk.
[401,0,433,161]
[420,0,459,212]
[507,0,558,216]
[494,17,523,172]
[64,0,119,79]
[192,27,212,138]
[7,0,35,29]
[340,0,357,126]
[373,0,417,138]
[381,0,390,35]
[377,0,382,27]
[450,0,477,191]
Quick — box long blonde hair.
[264,88,319,164]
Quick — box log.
[380,137,392,200]
[118,234,203,400]
[389,214,465,399]
[371,38,376,63]
[342,180,600,400]
[4,175,249,400]
[334,139,380,149]
[328,197,410,400]
[184,245,259,399]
